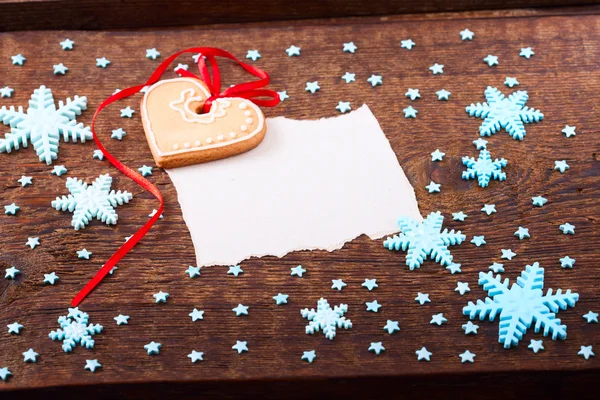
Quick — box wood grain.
[0,9,599,399]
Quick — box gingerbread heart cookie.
[141,77,266,168]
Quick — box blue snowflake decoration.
[384,211,466,270]
[49,307,103,352]
[462,149,507,187]
[0,86,91,164]
[466,86,543,140]
[463,262,579,348]
[301,298,352,340]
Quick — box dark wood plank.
[0,8,599,399]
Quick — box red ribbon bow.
[71,48,280,306]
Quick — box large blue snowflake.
[49,307,103,352]
[462,149,507,187]
[383,211,466,270]
[0,86,91,164]
[466,86,543,140]
[301,298,352,340]
[463,263,579,348]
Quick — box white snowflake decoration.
[51,173,133,230]
[462,149,508,187]
[301,298,352,340]
[384,211,466,270]
[466,86,543,140]
[463,262,579,348]
[49,307,103,352]
[0,85,91,164]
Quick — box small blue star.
[301,350,316,363]
[416,347,432,361]
[120,107,135,118]
[405,88,420,100]
[400,39,415,49]
[232,340,248,354]
[246,50,261,61]
[18,175,32,186]
[415,292,430,305]
[578,345,594,360]
[185,266,201,278]
[362,278,378,291]
[455,282,470,295]
[51,165,68,176]
[4,203,19,215]
[96,57,111,68]
[305,81,320,94]
[471,235,486,247]
[460,29,474,40]
[343,42,357,53]
[93,150,104,160]
[501,249,516,260]
[446,263,462,274]
[138,165,153,176]
[383,320,400,334]
[436,89,451,100]
[425,181,441,193]
[429,63,444,74]
[514,227,530,240]
[520,47,535,59]
[0,367,12,381]
[26,237,40,249]
[148,209,163,219]
[504,77,519,88]
[430,313,447,325]
[188,350,204,363]
[554,160,570,173]
[43,272,59,285]
[228,265,244,276]
[5,266,20,279]
[114,314,130,325]
[146,48,160,60]
[560,222,575,234]
[22,348,39,363]
[111,128,127,140]
[403,105,418,118]
[462,321,479,335]
[7,322,23,334]
[452,211,467,221]
[232,304,249,316]
[84,359,102,372]
[53,63,68,75]
[189,308,204,321]
[331,279,347,291]
[77,248,92,259]
[481,204,496,215]
[562,125,576,138]
[0,86,14,98]
[278,91,289,101]
[483,54,498,66]
[532,196,548,207]
[336,101,351,113]
[291,265,306,277]
[583,311,598,323]
[341,72,356,83]
[367,75,382,87]
[369,342,385,355]
[431,149,445,161]
[528,339,544,353]
[489,262,505,273]
[459,350,476,363]
[144,341,161,355]
[560,256,576,269]
[365,300,382,312]
[60,38,75,50]
[285,45,301,57]
[153,291,169,303]
[11,54,26,65]
[473,138,488,150]
[273,293,289,305]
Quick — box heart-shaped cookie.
[141,77,266,168]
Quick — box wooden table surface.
[0,7,599,399]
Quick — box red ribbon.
[71,48,280,306]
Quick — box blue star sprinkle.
[554,160,570,173]
[232,340,248,354]
[228,265,244,276]
[473,138,488,149]
[343,42,357,53]
[51,165,68,176]
[246,50,261,61]
[505,77,519,88]
[514,227,530,240]
[111,128,126,140]
[53,63,68,75]
[144,341,161,355]
[578,345,594,360]
[501,249,516,260]
[341,72,356,83]
[369,342,385,355]
[426,181,441,193]
[471,236,486,247]
[384,211,465,270]
[431,149,445,161]
[559,222,575,235]
[367,75,383,87]
[520,47,535,59]
[114,314,130,325]
[301,350,316,363]
[285,45,301,57]
[60,38,74,50]
[559,256,576,269]
[302,298,352,340]
[532,196,548,207]
[185,266,201,278]
[462,321,479,335]
[0,367,11,381]
[93,150,104,160]
[436,89,451,100]
[416,347,432,361]
[403,105,418,118]
[489,262,505,273]
[188,350,204,363]
[22,348,39,363]
[96,57,111,68]
[77,248,92,259]
[459,350,476,363]
[305,81,320,93]
[0,86,14,98]
[405,88,420,100]
[273,293,289,305]
[18,175,32,186]
[331,279,347,291]
[430,313,447,325]
[336,101,351,113]
[446,263,462,274]
[481,204,496,215]
[232,304,249,316]
[44,272,59,285]
[120,107,134,118]
[528,339,544,353]
[366,300,382,312]
[189,309,204,321]
[483,55,498,66]
[466,86,543,140]
[362,278,378,291]
[452,211,468,221]
[583,311,598,323]
[12,54,26,65]
[464,262,579,348]
[462,149,507,187]
[7,322,23,334]
[278,91,289,101]
[4,203,19,215]
[5,266,20,279]
[26,237,40,249]
[455,282,470,295]
[401,39,415,49]
[153,291,169,303]
[415,292,431,305]
[84,359,102,372]
[146,48,160,60]
[429,63,444,74]
[460,29,474,40]
[291,265,306,277]
[138,165,153,176]
[383,320,400,334]
[562,125,576,138]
